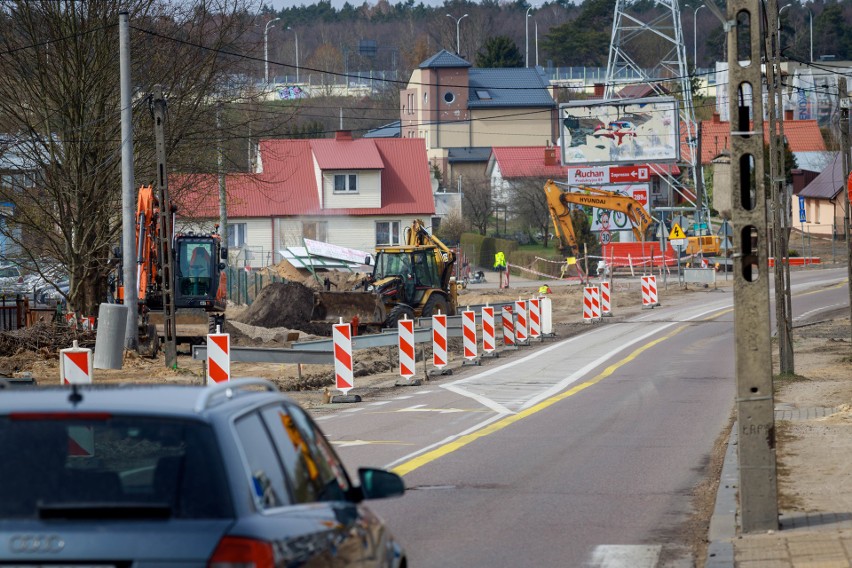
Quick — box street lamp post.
[446,13,468,54]
[692,5,706,70]
[809,9,813,62]
[526,6,534,67]
[778,3,792,56]
[264,17,280,85]
[287,26,299,83]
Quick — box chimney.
[593,83,605,97]
[712,112,720,124]
[785,109,793,121]
[335,130,353,141]
[544,147,557,166]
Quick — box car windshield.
[0,415,232,519]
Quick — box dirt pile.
[268,260,369,292]
[234,281,333,336]
[236,281,314,328]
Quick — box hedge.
[459,233,518,268]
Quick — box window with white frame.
[333,173,358,193]
[226,223,247,248]
[376,220,401,246]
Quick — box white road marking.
[588,545,662,568]
[794,302,847,321]
[368,401,392,406]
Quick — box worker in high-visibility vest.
[538,284,552,295]
[494,251,507,289]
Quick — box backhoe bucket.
[312,291,382,324]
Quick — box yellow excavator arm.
[544,179,654,258]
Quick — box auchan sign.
[568,166,609,185]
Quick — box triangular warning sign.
[669,223,687,240]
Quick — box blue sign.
[798,196,807,223]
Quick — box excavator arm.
[544,179,654,255]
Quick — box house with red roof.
[793,152,846,238]
[700,112,826,165]
[172,132,435,267]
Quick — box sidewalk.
[706,408,852,568]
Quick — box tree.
[0,0,259,315]
[510,178,552,246]
[462,177,492,236]
[475,36,523,68]
[542,0,615,66]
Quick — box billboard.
[584,184,651,232]
[560,97,680,166]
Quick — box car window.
[265,403,350,503]
[234,412,290,509]
[0,415,232,519]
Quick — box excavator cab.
[174,236,225,310]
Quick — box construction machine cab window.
[179,241,215,296]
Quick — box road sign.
[669,223,687,240]
[600,230,612,245]
[568,166,609,185]
[798,196,807,223]
[609,165,651,184]
[669,238,688,251]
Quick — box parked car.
[21,263,69,305]
[0,379,407,566]
[0,264,25,296]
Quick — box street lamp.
[446,13,468,54]
[808,8,813,62]
[264,17,280,85]
[691,5,706,70]
[776,3,791,59]
[526,6,535,68]
[287,26,299,83]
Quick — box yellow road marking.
[392,324,690,477]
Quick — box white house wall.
[274,215,426,262]
[322,170,382,208]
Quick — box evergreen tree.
[475,36,524,68]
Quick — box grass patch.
[774,372,809,392]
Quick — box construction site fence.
[226,267,287,306]
[0,295,63,332]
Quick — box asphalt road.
[316,268,849,567]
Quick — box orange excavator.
[117,185,227,356]
[543,179,654,278]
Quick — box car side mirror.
[364,256,372,266]
[357,467,405,500]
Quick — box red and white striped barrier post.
[398,315,417,382]
[206,329,230,385]
[641,275,659,308]
[430,313,451,376]
[540,297,555,338]
[461,308,480,366]
[481,305,498,357]
[60,340,92,385]
[529,297,541,340]
[515,299,529,344]
[600,280,612,317]
[333,320,354,394]
[501,304,516,349]
[583,286,602,323]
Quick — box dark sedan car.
[0,379,407,566]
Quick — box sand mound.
[237,281,315,328]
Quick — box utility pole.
[217,103,227,254]
[766,5,794,374]
[119,11,138,349]
[728,0,779,532]
[151,87,177,368]
[840,78,852,341]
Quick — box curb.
[705,423,738,567]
